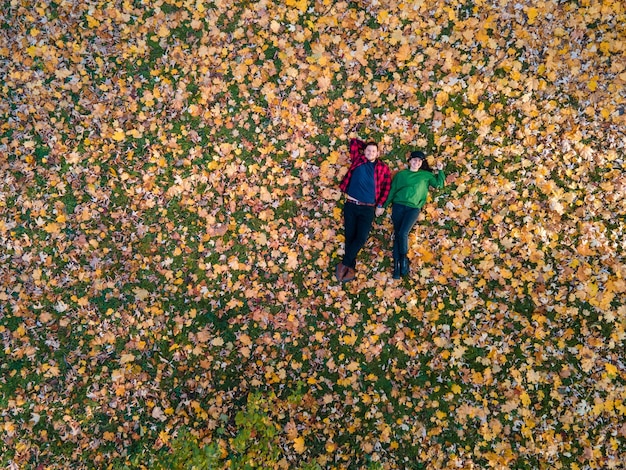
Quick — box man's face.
[364,145,378,162]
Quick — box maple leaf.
[396,43,412,63]
[112,129,126,141]
[286,0,307,13]
[285,252,299,270]
[120,354,135,364]
[152,407,167,421]
[525,7,539,25]
[133,287,150,301]
[293,435,305,453]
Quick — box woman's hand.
[375,207,385,217]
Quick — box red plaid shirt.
[339,139,391,207]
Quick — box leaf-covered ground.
[1,0,625,468]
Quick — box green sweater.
[384,169,445,209]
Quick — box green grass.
[2,0,624,468]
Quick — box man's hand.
[375,207,385,217]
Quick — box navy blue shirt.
[346,161,376,204]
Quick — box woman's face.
[409,157,423,170]
[364,145,379,162]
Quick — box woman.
[336,138,391,282]
[384,150,445,278]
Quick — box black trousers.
[391,203,421,260]
[342,201,376,269]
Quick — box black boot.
[392,258,401,279]
[400,256,409,277]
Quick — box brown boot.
[336,263,349,281]
[342,267,356,282]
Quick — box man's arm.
[349,138,366,162]
[376,164,392,209]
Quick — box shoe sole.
[336,264,347,282]
[342,271,356,282]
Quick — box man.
[336,138,391,282]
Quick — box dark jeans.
[342,202,376,269]
[391,203,421,260]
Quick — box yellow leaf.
[605,363,618,377]
[526,7,538,25]
[396,43,412,63]
[290,0,308,13]
[112,129,126,142]
[587,78,598,91]
[435,91,449,107]
[293,436,306,453]
[520,391,531,407]
[86,15,100,28]
[44,365,60,378]
[158,24,170,38]
[340,333,358,346]
[188,104,200,116]
[120,354,135,364]
[451,384,462,394]
[44,222,60,234]
[599,41,610,55]
[415,245,434,263]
